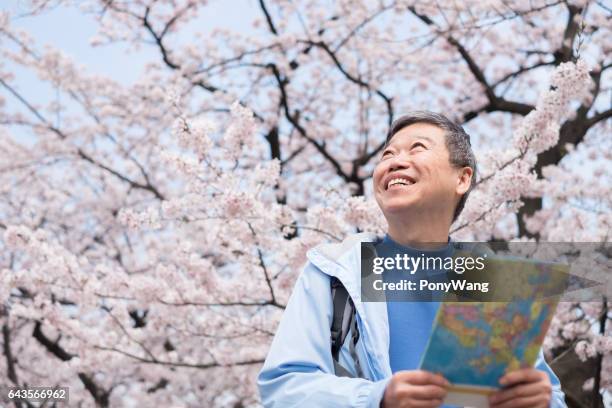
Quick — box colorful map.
[419,300,558,388]
[418,253,570,390]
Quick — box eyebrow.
[386,135,436,148]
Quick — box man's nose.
[388,157,410,172]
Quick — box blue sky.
[1,0,261,105]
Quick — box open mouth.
[386,177,416,190]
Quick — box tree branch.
[2,324,19,384]
[141,6,218,93]
[32,321,110,407]
[586,108,612,128]
[0,78,165,200]
[94,345,263,370]
[301,39,394,128]
[267,62,351,182]
[258,0,278,35]
[407,6,535,122]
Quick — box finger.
[394,370,450,387]
[404,384,448,400]
[399,398,445,408]
[391,382,447,401]
[499,368,546,386]
[489,381,551,405]
[490,394,548,408]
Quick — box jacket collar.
[306,232,379,315]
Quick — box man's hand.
[381,370,449,408]
[488,368,552,408]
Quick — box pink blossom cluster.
[0,0,610,405]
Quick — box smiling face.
[373,122,472,221]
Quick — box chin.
[381,200,419,215]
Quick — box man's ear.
[456,166,473,195]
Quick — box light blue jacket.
[257,233,567,407]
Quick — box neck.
[386,211,451,250]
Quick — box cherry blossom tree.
[0,0,610,406]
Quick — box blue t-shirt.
[375,234,454,373]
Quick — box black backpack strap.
[348,301,363,378]
[330,276,350,361]
[330,276,364,378]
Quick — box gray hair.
[385,111,477,223]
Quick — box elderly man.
[257,112,566,408]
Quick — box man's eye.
[382,150,392,157]
[412,142,426,149]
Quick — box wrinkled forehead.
[385,123,446,148]
[386,134,437,148]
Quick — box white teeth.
[387,177,415,188]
